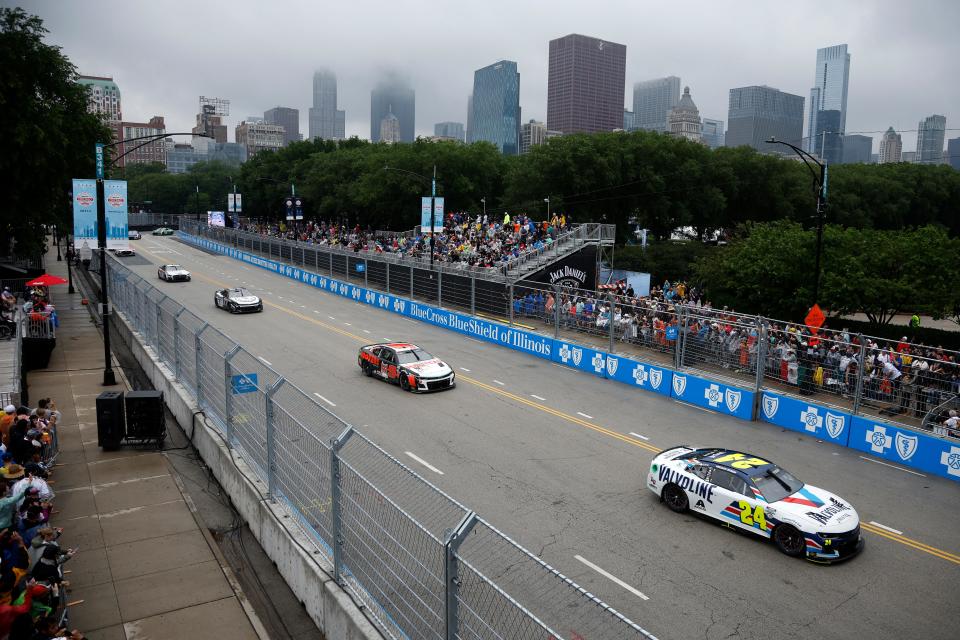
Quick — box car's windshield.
[166,265,182,271]
[751,466,804,503]
[231,288,252,297]
[396,349,435,364]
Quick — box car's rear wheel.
[773,525,806,557]
[359,358,373,376]
[662,483,688,513]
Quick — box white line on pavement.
[328,316,336,320]
[362,329,371,334]
[493,379,505,386]
[574,555,649,600]
[313,393,336,407]
[858,456,926,477]
[344,322,352,326]
[258,357,272,366]
[382,337,392,342]
[459,367,471,372]
[629,432,650,441]
[405,452,444,475]
[869,521,903,535]
[673,400,713,414]
[577,412,594,419]
[531,394,546,401]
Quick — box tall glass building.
[371,80,415,143]
[632,76,681,132]
[701,118,725,149]
[309,70,345,141]
[806,45,850,151]
[916,114,946,163]
[469,60,520,154]
[726,85,804,154]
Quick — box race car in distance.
[128,230,142,240]
[214,287,263,313]
[358,343,455,392]
[648,446,863,563]
[113,248,135,257]
[152,227,174,236]
[158,264,191,282]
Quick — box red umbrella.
[26,274,69,287]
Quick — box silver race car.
[648,446,864,563]
[158,264,191,282]
[214,287,263,313]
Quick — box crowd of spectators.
[239,211,571,271]
[1,286,58,338]
[0,399,85,639]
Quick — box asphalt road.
[119,237,960,640]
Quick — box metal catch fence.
[104,255,658,640]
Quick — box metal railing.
[129,212,186,227]
[104,254,658,640]
[0,306,23,408]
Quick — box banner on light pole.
[72,179,98,250]
[103,180,129,250]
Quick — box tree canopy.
[1,8,112,257]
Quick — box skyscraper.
[309,70,345,141]
[466,94,474,142]
[633,76,681,132]
[701,119,725,149]
[434,122,465,141]
[916,114,946,163]
[371,80,415,143]
[470,60,520,155]
[379,108,400,144]
[806,45,851,151]
[813,109,842,164]
[947,138,960,170]
[726,85,804,153]
[547,34,626,134]
[878,127,902,164]
[667,86,703,143]
[841,134,873,164]
[77,75,122,121]
[519,120,547,155]
[264,107,301,146]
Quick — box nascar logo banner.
[757,391,850,446]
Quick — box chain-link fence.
[105,255,658,640]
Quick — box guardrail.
[177,230,960,483]
[0,306,23,408]
[105,254,658,640]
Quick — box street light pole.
[544,197,550,219]
[481,197,486,219]
[767,137,828,305]
[430,164,437,267]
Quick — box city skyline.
[28,0,958,154]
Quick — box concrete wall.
[108,306,383,640]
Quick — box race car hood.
[167,268,190,276]
[402,359,452,378]
[768,484,859,534]
[231,295,261,305]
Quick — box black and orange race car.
[357,342,456,392]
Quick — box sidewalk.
[26,252,266,640]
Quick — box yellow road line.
[138,242,960,567]
[475,311,535,331]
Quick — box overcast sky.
[19,0,960,153]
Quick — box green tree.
[0,8,112,256]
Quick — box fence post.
[853,334,866,415]
[329,425,355,585]
[265,377,286,499]
[223,345,241,448]
[508,282,514,326]
[554,284,561,339]
[194,323,209,405]
[173,307,185,379]
[471,276,476,316]
[363,260,368,288]
[606,293,615,354]
[386,262,391,294]
[155,295,166,349]
[445,511,478,640]
[315,247,319,270]
[675,307,687,370]
[329,251,333,277]
[437,270,442,308]
[751,319,768,420]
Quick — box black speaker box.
[125,390,165,444]
[96,391,125,450]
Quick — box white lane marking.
[574,555,649,601]
[868,521,903,535]
[405,452,444,475]
[313,393,336,407]
[344,322,352,326]
[459,367,471,372]
[313,310,319,314]
[265,291,273,295]
[328,316,336,320]
[629,432,650,441]
[673,400,713,414]
[577,412,594,419]
[258,357,273,366]
[531,394,546,401]
[857,456,926,477]
[301,305,306,309]
[493,380,505,386]
[278,296,285,300]
[465,337,484,344]
[362,329,371,334]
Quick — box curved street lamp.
[767,137,828,307]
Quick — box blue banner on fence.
[848,415,960,482]
[231,373,258,395]
[606,356,673,396]
[758,391,851,446]
[670,372,754,421]
[553,340,608,378]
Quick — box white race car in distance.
[158,264,191,282]
[648,446,864,563]
[214,287,263,313]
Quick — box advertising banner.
[553,340,608,378]
[607,356,673,396]
[208,211,226,227]
[420,197,432,231]
[758,391,851,446]
[72,179,98,250]
[433,197,445,231]
[103,180,129,250]
[848,416,960,482]
[670,372,754,421]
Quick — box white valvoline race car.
[358,343,455,392]
[648,447,864,563]
[214,287,263,313]
[158,264,191,282]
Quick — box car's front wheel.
[661,483,688,513]
[773,525,806,557]
[399,374,411,391]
